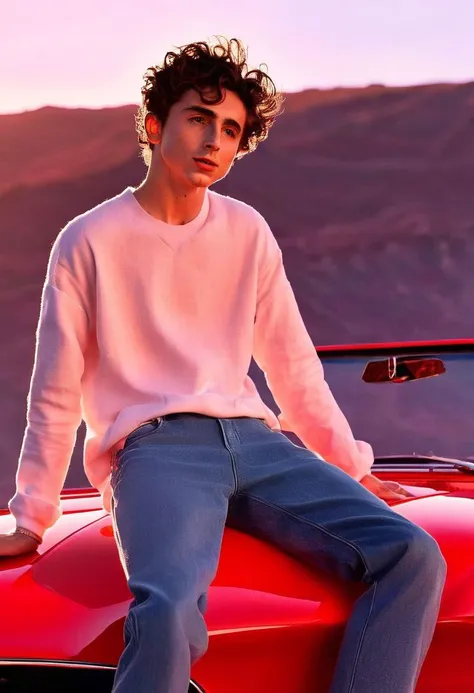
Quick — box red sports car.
[1,340,473,693]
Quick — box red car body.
[1,340,473,692]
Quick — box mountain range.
[1,81,473,501]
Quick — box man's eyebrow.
[183,105,243,133]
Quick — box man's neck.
[133,169,206,226]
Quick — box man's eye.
[225,128,236,138]
[190,116,205,123]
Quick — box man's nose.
[205,124,220,151]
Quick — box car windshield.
[319,348,473,460]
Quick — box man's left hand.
[360,474,415,502]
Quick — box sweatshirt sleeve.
[252,219,373,480]
[8,230,93,538]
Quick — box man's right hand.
[0,531,40,557]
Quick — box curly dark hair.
[135,37,284,166]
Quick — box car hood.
[0,492,472,663]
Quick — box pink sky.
[1,0,473,114]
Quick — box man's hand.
[360,474,415,502]
[0,531,40,557]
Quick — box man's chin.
[188,168,225,188]
[191,179,212,189]
[187,172,215,188]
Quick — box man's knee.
[399,522,447,583]
[365,515,447,586]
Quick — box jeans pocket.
[124,417,164,447]
[111,417,164,490]
[256,418,272,431]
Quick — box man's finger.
[384,481,415,498]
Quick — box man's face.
[147,87,247,189]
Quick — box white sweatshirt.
[8,187,373,537]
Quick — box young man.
[0,38,446,693]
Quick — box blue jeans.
[110,413,446,693]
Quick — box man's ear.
[145,113,162,144]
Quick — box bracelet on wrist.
[15,526,43,545]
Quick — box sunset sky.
[1,0,473,114]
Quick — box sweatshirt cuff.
[8,493,61,539]
[11,516,46,540]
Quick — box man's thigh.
[111,418,234,597]
[228,427,422,582]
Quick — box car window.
[321,351,474,460]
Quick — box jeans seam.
[243,492,373,580]
[229,449,239,497]
[217,420,239,497]
[348,580,378,693]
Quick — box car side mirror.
[362,355,446,383]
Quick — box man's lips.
[193,157,218,168]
